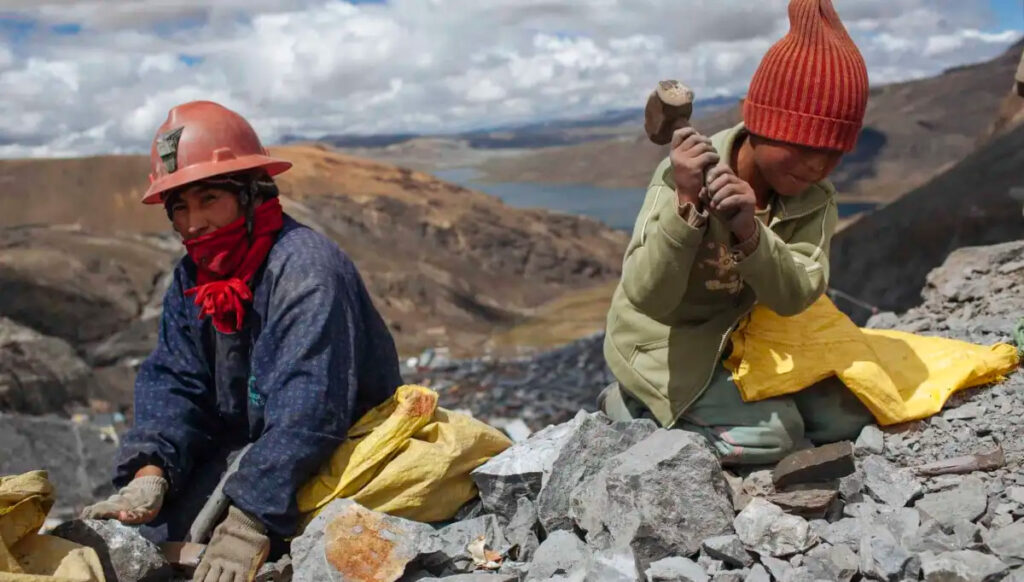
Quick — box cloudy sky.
[0,0,1020,158]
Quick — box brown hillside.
[829,121,1024,316]
[0,146,629,357]
[478,39,1024,203]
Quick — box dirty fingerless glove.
[81,475,167,522]
[193,505,270,582]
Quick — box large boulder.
[536,412,657,533]
[470,412,585,521]
[0,413,116,517]
[0,317,99,415]
[570,429,734,569]
[0,226,176,346]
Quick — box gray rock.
[855,425,885,455]
[818,518,863,551]
[744,564,770,582]
[537,412,657,533]
[496,561,530,581]
[766,489,839,520]
[758,555,792,581]
[859,527,921,581]
[419,515,510,575]
[1,415,117,516]
[861,455,923,507]
[915,477,988,528]
[290,499,435,582]
[504,497,540,563]
[701,535,754,568]
[471,413,585,520]
[51,519,172,582]
[803,544,858,582]
[943,402,985,420]
[722,471,748,512]
[255,555,293,582]
[1007,486,1024,506]
[905,520,963,554]
[414,575,517,582]
[992,513,1016,529]
[952,520,983,550]
[741,471,775,498]
[525,531,590,581]
[587,546,641,582]
[710,571,746,582]
[920,550,1009,582]
[733,498,816,558]
[876,507,922,544]
[0,317,99,415]
[838,469,865,503]
[867,312,902,329]
[569,429,733,568]
[985,520,1024,564]
[783,566,820,582]
[696,556,724,576]
[696,553,720,577]
[644,557,709,582]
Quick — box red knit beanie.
[743,0,869,152]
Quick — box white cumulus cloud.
[0,0,1019,157]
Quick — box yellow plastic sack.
[0,471,105,582]
[724,295,1020,426]
[297,385,512,529]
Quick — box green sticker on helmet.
[155,126,185,173]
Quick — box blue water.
[435,168,875,232]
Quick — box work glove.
[81,475,167,524]
[193,505,270,582]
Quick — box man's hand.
[193,506,270,582]
[81,475,167,524]
[705,164,758,242]
[669,126,720,208]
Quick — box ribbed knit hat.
[743,0,869,152]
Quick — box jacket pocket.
[629,338,670,395]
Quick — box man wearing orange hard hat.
[83,101,403,582]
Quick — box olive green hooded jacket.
[603,122,839,427]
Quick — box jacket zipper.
[664,194,831,427]
[670,303,752,428]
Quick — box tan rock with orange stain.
[292,499,434,582]
[324,507,423,582]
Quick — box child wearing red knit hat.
[600,0,875,465]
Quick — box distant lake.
[435,168,876,232]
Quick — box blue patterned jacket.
[114,215,402,536]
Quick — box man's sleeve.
[114,268,218,493]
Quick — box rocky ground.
[406,332,611,432]
[26,240,1024,581]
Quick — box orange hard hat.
[141,101,292,204]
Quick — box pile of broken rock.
[55,408,1024,582]
[32,241,1024,581]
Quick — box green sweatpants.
[598,368,874,466]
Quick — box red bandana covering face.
[183,197,284,334]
